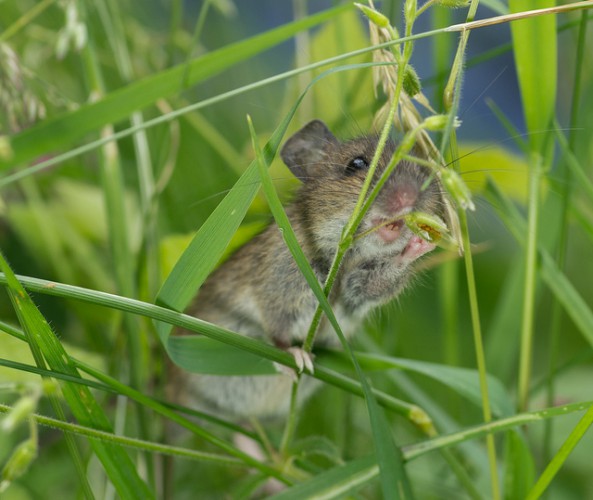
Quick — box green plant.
[1,0,593,498]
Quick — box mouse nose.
[388,183,418,213]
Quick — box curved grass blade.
[0,271,421,419]
[155,62,392,365]
[504,430,535,499]
[341,352,514,418]
[270,456,378,500]
[0,3,349,171]
[526,403,593,499]
[0,250,152,499]
[248,117,412,499]
[484,179,593,348]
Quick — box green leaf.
[0,3,348,171]
[167,336,276,375]
[270,456,378,500]
[0,250,153,499]
[539,251,593,348]
[526,404,593,499]
[153,73,308,361]
[484,179,593,349]
[509,0,557,152]
[504,430,535,500]
[328,352,514,418]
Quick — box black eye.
[345,157,368,175]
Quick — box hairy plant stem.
[403,400,593,461]
[302,24,413,354]
[0,403,244,467]
[440,0,501,493]
[0,272,420,418]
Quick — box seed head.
[441,168,475,211]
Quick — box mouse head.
[281,120,446,259]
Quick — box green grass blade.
[153,74,309,346]
[526,404,593,499]
[344,353,514,418]
[509,0,557,153]
[0,403,243,468]
[403,400,593,461]
[270,456,378,500]
[539,252,593,346]
[0,250,153,499]
[0,271,418,418]
[503,430,535,499]
[484,179,593,347]
[248,117,412,499]
[510,0,557,415]
[0,3,348,170]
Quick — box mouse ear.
[281,120,337,181]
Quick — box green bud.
[441,168,475,211]
[404,212,448,243]
[422,114,462,131]
[404,0,418,25]
[0,439,37,489]
[403,65,421,97]
[354,3,390,28]
[1,396,36,432]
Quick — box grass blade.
[526,404,593,499]
[342,352,514,418]
[484,179,593,346]
[153,69,311,346]
[248,117,412,499]
[0,250,152,499]
[0,3,348,170]
[503,430,535,499]
[270,456,378,500]
[509,0,557,415]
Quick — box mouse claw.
[287,347,315,374]
[273,347,314,380]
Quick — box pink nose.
[389,184,418,213]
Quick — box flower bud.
[0,438,37,489]
[1,396,36,432]
[441,168,475,211]
[354,3,391,29]
[404,212,448,243]
[403,65,421,97]
[404,0,418,26]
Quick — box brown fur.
[177,120,446,419]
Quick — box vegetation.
[1,0,592,498]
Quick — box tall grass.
[1,0,593,498]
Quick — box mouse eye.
[345,157,368,175]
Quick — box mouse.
[178,119,447,420]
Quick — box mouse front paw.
[273,346,315,381]
[287,346,315,374]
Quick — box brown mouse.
[180,120,446,419]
